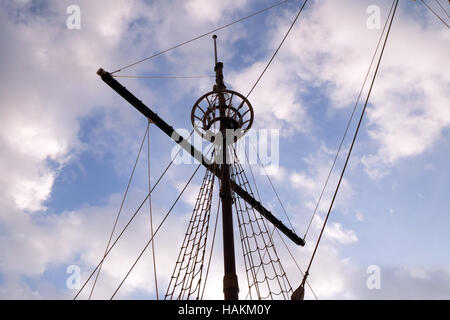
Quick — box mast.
[213,35,239,300]
[96,35,307,301]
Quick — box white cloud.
[252,0,450,178]
[184,0,249,23]
[0,1,143,212]
[288,145,354,216]
[305,215,358,245]
[0,0,255,299]
[229,59,311,137]
[0,0,250,213]
[324,221,358,245]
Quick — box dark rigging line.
[245,0,309,99]
[420,0,450,28]
[112,75,215,79]
[75,178,150,299]
[110,163,203,299]
[74,178,160,299]
[231,158,291,299]
[110,0,293,74]
[239,146,318,300]
[275,227,318,299]
[88,122,149,299]
[301,0,399,287]
[303,0,396,240]
[232,0,309,233]
[434,0,450,18]
[74,130,195,299]
[200,184,221,300]
[224,0,311,297]
[247,141,296,234]
[110,143,216,299]
[147,123,159,300]
[230,0,310,242]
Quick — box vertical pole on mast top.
[213,35,239,300]
[213,34,218,65]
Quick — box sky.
[0,0,449,300]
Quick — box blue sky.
[0,0,449,299]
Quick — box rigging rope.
[110,143,216,299]
[110,163,203,299]
[225,0,310,240]
[216,0,310,269]
[200,196,221,299]
[112,75,215,79]
[88,123,149,299]
[237,146,318,300]
[420,0,450,28]
[275,226,318,300]
[147,122,159,300]
[165,164,217,300]
[298,0,399,295]
[73,130,195,299]
[110,0,293,74]
[434,0,450,18]
[245,0,309,99]
[303,0,397,240]
[246,141,296,233]
[231,153,293,300]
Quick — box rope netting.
[165,167,216,300]
[231,157,293,300]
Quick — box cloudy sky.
[0,0,449,299]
